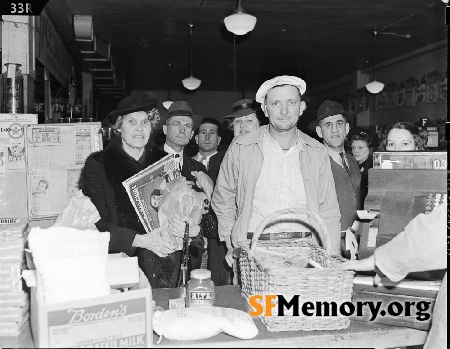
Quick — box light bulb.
[365,80,385,94]
[182,76,201,90]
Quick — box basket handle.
[249,207,331,254]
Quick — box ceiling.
[45,0,447,95]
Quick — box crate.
[30,269,153,348]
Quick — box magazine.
[122,154,182,233]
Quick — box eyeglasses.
[167,121,193,131]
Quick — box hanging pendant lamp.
[365,31,384,94]
[182,23,201,91]
[224,0,257,35]
[163,62,174,109]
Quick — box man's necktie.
[200,156,208,170]
[339,152,350,176]
[174,153,181,170]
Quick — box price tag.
[432,158,447,170]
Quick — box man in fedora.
[162,101,214,271]
[223,98,265,138]
[309,100,361,259]
[212,76,342,271]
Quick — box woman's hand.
[340,255,382,285]
[191,171,214,199]
[167,216,200,238]
[340,255,375,271]
[132,222,175,257]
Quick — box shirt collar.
[264,127,305,152]
[195,151,217,161]
[164,143,183,157]
[325,146,345,165]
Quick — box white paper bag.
[54,189,100,230]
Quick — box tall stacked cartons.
[0,223,29,336]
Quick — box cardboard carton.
[30,269,153,348]
[0,313,29,337]
[0,262,25,278]
[107,253,139,289]
[0,291,28,307]
[0,223,29,240]
[0,301,29,322]
[0,277,23,293]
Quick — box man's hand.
[225,248,235,268]
[223,236,235,267]
[191,171,214,199]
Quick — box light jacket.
[212,125,342,254]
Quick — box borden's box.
[30,269,153,348]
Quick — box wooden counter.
[152,286,427,348]
[0,286,427,348]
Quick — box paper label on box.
[47,297,147,348]
[0,263,22,278]
[367,226,378,248]
[0,313,29,337]
[0,218,21,225]
[0,292,27,306]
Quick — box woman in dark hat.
[223,99,266,137]
[80,93,198,288]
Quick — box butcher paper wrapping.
[153,306,258,341]
[158,177,208,251]
[27,226,111,304]
[54,189,101,231]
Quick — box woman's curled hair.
[378,121,428,151]
[111,108,160,135]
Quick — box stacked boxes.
[0,223,29,336]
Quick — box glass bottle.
[186,269,215,307]
[2,63,24,113]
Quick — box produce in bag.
[153,306,259,341]
[157,177,208,251]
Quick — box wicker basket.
[238,207,354,332]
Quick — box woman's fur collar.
[98,140,166,231]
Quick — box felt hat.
[223,99,260,120]
[256,75,306,104]
[307,100,355,131]
[106,93,158,123]
[160,101,201,126]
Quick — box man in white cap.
[212,76,341,269]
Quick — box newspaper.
[25,123,102,220]
[0,114,38,176]
[122,154,182,233]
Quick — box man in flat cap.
[212,76,342,270]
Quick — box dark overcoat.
[81,140,184,288]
